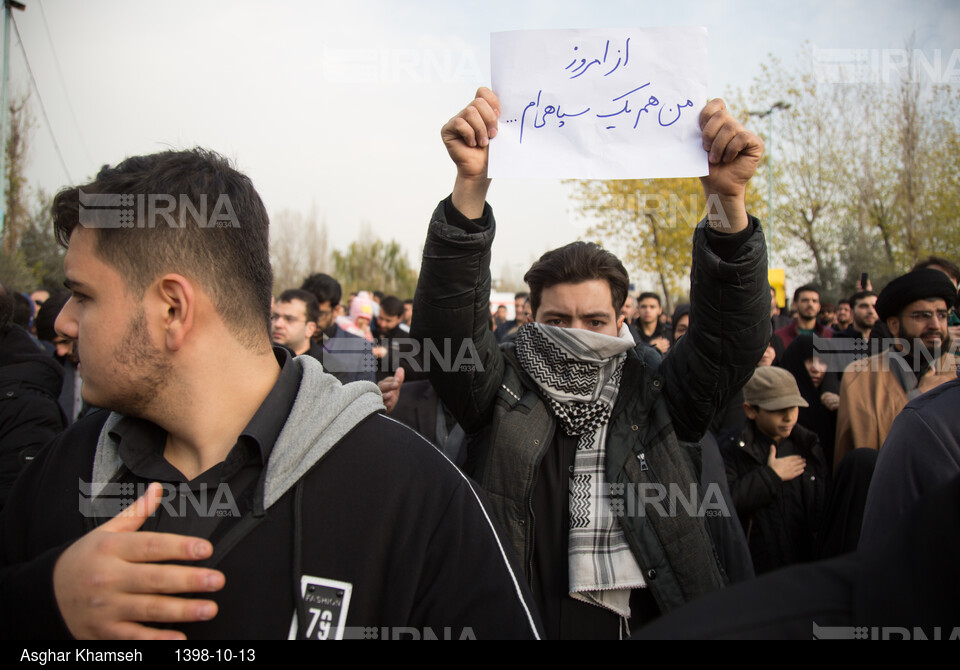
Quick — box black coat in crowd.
[721,420,827,575]
[779,334,840,466]
[0,325,65,511]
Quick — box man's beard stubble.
[109,307,174,417]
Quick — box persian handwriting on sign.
[503,38,695,143]
[509,82,694,143]
[516,90,591,144]
[565,38,630,78]
[490,27,708,180]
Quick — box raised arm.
[662,99,770,440]
[412,88,506,434]
[442,87,500,218]
[698,98,764,234]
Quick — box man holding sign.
[413,86,768,638]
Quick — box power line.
[10,10,72,183]
[37,0,92,166]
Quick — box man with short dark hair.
[495,292,529,343]
[414,88,769,637]
[376,295,407,335]
[774,285,833,349]
[0,149,541,640]
[633,292,671,353]
[271,289,319,357]
[299,273,376,385]
[819,302,837,329]
[842,291,879,341]
[834,299,853,331]
[300,273,342,323]
[826,291,882,388]
[373,295,422,384]
[834,269,959,468]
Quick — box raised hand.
[442,87,500,218]
[698,98,764,233]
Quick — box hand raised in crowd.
[53,483,225,640]
[698,98,764,233]
[442,87,500,218]
[377,366,405,414]
[820,391,840,412]
[767,445,806,482]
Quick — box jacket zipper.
[525,425,554,579]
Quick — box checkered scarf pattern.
[514,322,646,619]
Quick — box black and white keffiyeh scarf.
[514,322,646,620]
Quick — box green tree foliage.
[331,226,418,298]
[272,213,419,299]
[568,176,765,313]
[741,41,960,299]
[0,244,34,289]
[18,190,64,291]
[570,178,698,313]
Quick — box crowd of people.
[0,85,957,641]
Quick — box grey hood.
[90,355,385,509]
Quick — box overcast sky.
[7,0,958,289]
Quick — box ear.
[886,316,900,339]
[617,315,625,331]
[154,274,195,352]
[305,321,317,340]
[743,403,758,420]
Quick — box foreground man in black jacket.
[0,149,541,640]
[413,88,770,638]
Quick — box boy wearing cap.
[720,366,827,575]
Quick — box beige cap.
[743,366,810,411]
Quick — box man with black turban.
[834,268,958,469]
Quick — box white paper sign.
[490,27,708,179]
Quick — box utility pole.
[0,0,26,241]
